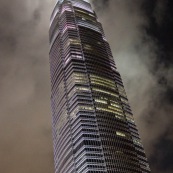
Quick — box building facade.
[49,0,151,172]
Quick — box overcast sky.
[0,0,173,173]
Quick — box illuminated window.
[108,106,123,113]
[115,115,125,121]
[90,74,117,90]
[121,97,128,104]
[117,84,127,97]
[75,12,96,23]
[74,9,94,16]
[77,20,101,33]
[67,86,90,98]
[83,44,93,50]
[125,112,135,123]
[61,6,72,14]
[133,138,142,146]
[94,99,107,104]
[96,107,124,116]
[126,117,135,123]
[110,102,122,109]
[62,25,76,33]
[116,131,126,137]
[76,86,90,92]
[115,151,124,155]
[68,39,81,46]
[66,72,89,86]
[70,105,95,118]
[90,74,115,85]
[92,87,118,97]
[91,81,116,90]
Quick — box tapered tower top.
[50,0,93,25]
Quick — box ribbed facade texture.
[49,0,151,172]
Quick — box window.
[92,87,118,97]
[116,131,126,137]
[133,138,142,146]
[90,74,117,90]
[94,99,107,104]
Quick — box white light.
[57,0,90,3]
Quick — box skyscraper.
[49,0,151,173]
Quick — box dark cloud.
[0,0,173,173]
[0,0,55,172]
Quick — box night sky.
[148,1,173,171]
[143,1,173,172]
[0,0,173,173]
